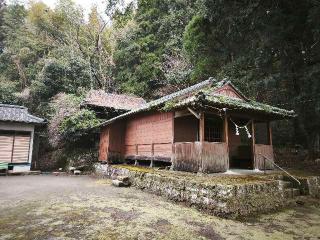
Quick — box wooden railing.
[259,153,301,185]
[124,142,172,162]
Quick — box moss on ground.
[112,164,271,185]
[112,164,154,173]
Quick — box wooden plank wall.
[201,142,229,172]
[254,144,274,170]
[108,121,125,161]
[173,142,228,173]
[214,85,244,100]
[12,135,30,163]
[0,132,31,163]
[99,126,109,161]
[0,135,14,163]
[99,121,126,162]
[124,112,173,160]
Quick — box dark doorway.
[174,115,199,142]
[228,118,253,169]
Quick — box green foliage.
[114,0,197,98]
[59,109,102,143]
[31,48,91,102]
[0,78,18,104]
[0,0,319,157]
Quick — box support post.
[135,144,138,166]
[268,121,273,146]
[171,112,175,170]
[224,114,229,170]
[150,143,154,168]
[251,120,256,169]
[199,112,205,142]
[224,115,229,145]
[11,133,15,163]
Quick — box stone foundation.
[94,164,290,218]
[295,176,320,198]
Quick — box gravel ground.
[0,175,319,240]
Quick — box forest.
[0,0,319,166]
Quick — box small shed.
[0,104,45,172]
[97,78,296,173]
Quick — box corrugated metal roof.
[0,104,45,124]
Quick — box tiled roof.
[0,104,45,124]
[99,78,296,126]
[82,90,146,111]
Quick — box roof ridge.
[145,77,216,106]
[0,103,27,109]
[87,90,145,100]
[99,77,220,126]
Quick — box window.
[204,115,223,142]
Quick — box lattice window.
[204,115,223,142]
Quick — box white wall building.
[0,104,45,172]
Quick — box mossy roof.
[100,78,295,126]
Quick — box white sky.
[6,0,131,20]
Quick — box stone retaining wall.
[294,176,320,198]
[94,164,290,218]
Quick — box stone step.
[284,188,301,198]
[292,188,301,197]
[279,180,293,189]
[112,178,130,187]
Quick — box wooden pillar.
[199,112,205,142]
[224,114,229,170]
[268,121,273,146]
[11,132,15,163]
[135,144,138,166]
[171,112,175,170]
[150,143,154,167]
[251,120,256,169]
[224,115,229,144]
[198,112,205,172]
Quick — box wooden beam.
[174,109,192,118]
[150,143,155,167]
[187,107,200,119]
[268,122,273,146]
[199,112,205,142]
[171,112,175,166]
[224,114,229,170]
[11,132,16,163]
[251,120,256,169]
[224,115,229,144]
